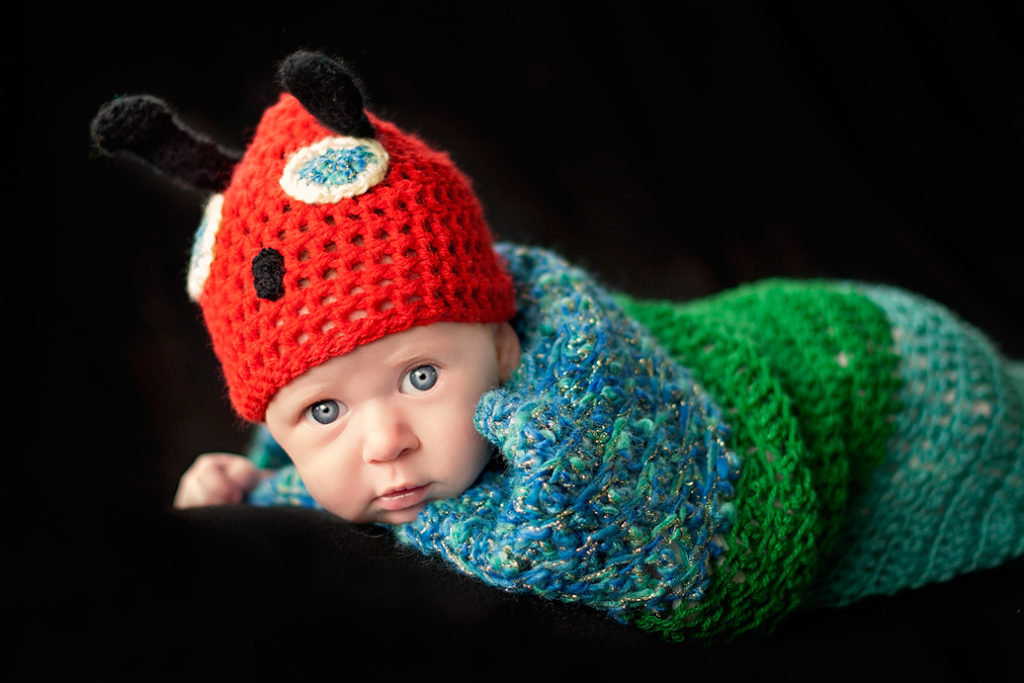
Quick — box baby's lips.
[376,484,430,512]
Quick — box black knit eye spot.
[253,248,286,301]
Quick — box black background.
[23,2,1023,680]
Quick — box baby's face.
[265,322,520,523]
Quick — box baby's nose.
[361,404,418,463]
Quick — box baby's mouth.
[376,484,430,512]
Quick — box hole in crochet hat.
[323,268,338,280]
[349,310,367,321]
[351,234,364,246]
[298,249,311,262]
[322,320,336,333]
[298,278,310,289]
[324,241,337,252]
[379,301,394,311]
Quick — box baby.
[92,51,1023,642]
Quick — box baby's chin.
[324,501,428,525]
[373,503,427,525]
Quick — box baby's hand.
[173,453,269,508]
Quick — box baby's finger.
[221,456,265,491]
[174,457,245,507]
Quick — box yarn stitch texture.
[808,284,1024,606]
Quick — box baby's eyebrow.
[277,379,342,413]
[382,347,435,369]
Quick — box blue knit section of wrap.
[391,245,741,620]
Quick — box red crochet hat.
[92,52,516,422]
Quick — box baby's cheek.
[296,461,352,517]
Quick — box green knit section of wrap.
[619,280,903,641]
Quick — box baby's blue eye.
[405,365,438,392]
[308,400,343,425]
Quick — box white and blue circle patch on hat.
[187,193,224,302]
[280,136,389,204]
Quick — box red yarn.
[197,94,516,421]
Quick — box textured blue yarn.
[298,145,375,186]
[392,245,741,620]
[248,427,321,509]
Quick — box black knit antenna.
[90,94,241,192]
[277,50,375,138]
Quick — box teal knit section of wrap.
[392,245,741,620]
[809,284,1024,606]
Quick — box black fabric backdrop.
[23,3,1022,680]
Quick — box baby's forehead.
[297,321,495,377]
[361,321,497,356]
